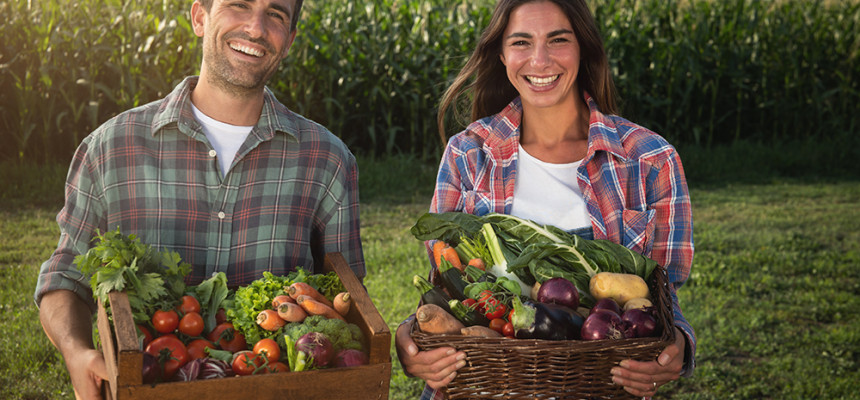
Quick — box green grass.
[2,157,858,399]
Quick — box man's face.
[192,0,297,94]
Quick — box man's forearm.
[39,290,96,358]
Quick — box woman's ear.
[190,1,206,38]
[499,53,506,66]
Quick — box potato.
[622,297,653,311]
[589,272,650,307]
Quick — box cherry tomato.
[502,321,515,338]
[178,311,205,337]
[488,318,507,334]
[136,324,154,350]
[208,322,248,353]
[232,350,262,376]
[477,291,508,320]
[215,308,228,325]
[151,309,180,334]
[462,298,478,309]
[186,339,216,360]
[253,338,281,363]
[178,295,201,314]
[267,361,289,373]
[145,335,189,380]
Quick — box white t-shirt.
[510,144,591,231]
[191,104,253,178]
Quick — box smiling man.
[34,1,365,398]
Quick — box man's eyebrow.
[269,2,291,18]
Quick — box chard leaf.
[410,212,484,245]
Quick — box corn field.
[1,0,858,163]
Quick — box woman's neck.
[519,94,590,163]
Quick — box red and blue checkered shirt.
[419,94,696,399]
[35,76,365,309]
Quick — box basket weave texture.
[411,266,675,399]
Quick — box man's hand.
[610,327,686,397]
[66,349,108,400]
[395,319,466,390]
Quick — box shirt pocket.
[462,189,494,216]
[621,208,656,256]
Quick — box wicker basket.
[411,266,675,399]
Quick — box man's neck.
[191,74,265,127]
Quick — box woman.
[394,0,696,398]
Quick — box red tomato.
[178,312,205,337]
[145,335,189,379]
[488,318,507,334]
[267,361,289,373]
[462,298,478,309]
[208,322,248,353]
[231,350,262,376]
[502,321,515,338]
[186,339,216,360]
[178,295,201,314]
[151,309,180,334]
[252,338,281,363]
[477,291,508,320]
[136,324,153,349]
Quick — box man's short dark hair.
[199,0,303,31]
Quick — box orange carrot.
[256,309,286,331]
[295,295,345,321]
[333,292,351,317]
[287,282,334,308]
[272,295,295,309]
[467,258,486,271]
[432,241,447,268]
[277,302,308,323]
[432,241,463,271]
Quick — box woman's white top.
[191,103,253,178]
[510,143,591,231]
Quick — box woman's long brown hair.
[436,0,618,143]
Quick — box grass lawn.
[1,157,858,399]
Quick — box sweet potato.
[622,297,653,311]
[589,272,650,307]
[460,325,502,338]
[416,303,465,335]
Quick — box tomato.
[136,324,154,350]
[215,308,228,325]
[267,361,289,373]
[477,290,507,320]
[152,309,180,334]
[178,312,205,337]
[208,322,248,353]
[253,338,281,363]
[145,335,189,380]
[232,350,262,376]
[178,295,201,314]
[502,321,515,338]
[186,339,216,360]
[488,318,507,334]
[462,298,478,309]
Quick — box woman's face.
[499,1,580,111]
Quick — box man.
[34,0,364,398]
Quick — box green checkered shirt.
[35,76,365,309]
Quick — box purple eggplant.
[510,297,584,341]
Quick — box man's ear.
[280,29,298,61]
[190,1,206,38]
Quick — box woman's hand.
[610,327,686,397]
[395,319,467,390]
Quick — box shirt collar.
[150,76,299,143]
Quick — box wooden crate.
[97,253,391,400]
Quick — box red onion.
[589,298,621,316]
[581,310,627,340]
[296,332,334,368]
[621,308,659,338]
[333,349,369,368]
[536,277,580,310]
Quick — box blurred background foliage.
[1,0,859,164]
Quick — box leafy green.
[193,272,231,334]
[75,227,191,323]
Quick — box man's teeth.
[527,75,559,86]
[230,43,264,57]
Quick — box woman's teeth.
[527,75,559,86]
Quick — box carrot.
[272,294,295,309]
[432,241,447,268]
[256,309,286,331]
[461,325,502,338]
[432,241,463,271]
[467,258,486,271]
[296,295,345,321]
[416,303,465,335]
[277,302,307,323]
[333,292,351,317]
[287,282,334,308]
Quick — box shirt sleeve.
[33,137,107,312]
[648,147,697,376]
[316,150,366,282]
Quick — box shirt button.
[208,149,217,158]
[218,211,226,219]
